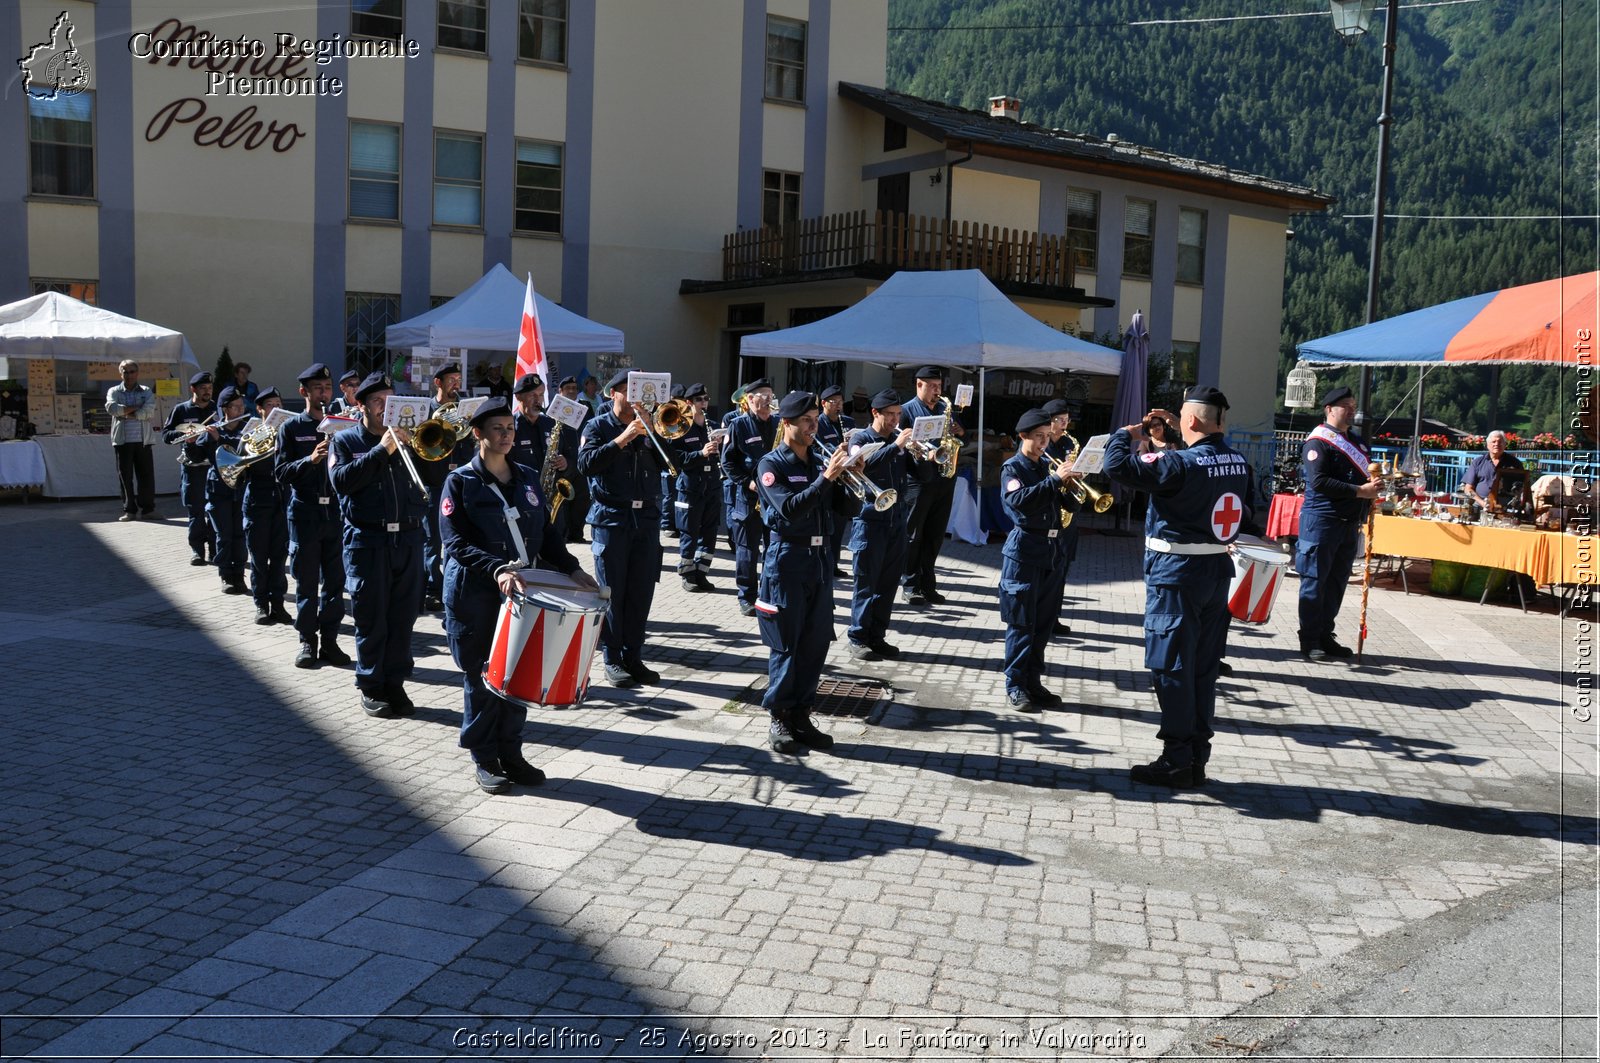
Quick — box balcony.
[681,210,1110,307]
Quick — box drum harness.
[481,479,532,577]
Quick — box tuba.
[216,417,278,488]
[411,402,472,461]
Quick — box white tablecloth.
[0,441,46,487]
[946,478,987,546]
[36,434,183,498]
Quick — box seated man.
[1462,431,1524,502]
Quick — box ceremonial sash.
[1308,424,1368,475]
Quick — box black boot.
[1129,753,1196,788]
[791,709,835,751]
[768,713,803,754]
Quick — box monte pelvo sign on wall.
[133,17,420,152]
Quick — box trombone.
[816,440,897,512]
[627,397,692,477]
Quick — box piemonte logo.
[18,11,92,99]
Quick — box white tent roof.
[738,269,1122,374]
[385,263,624,352]
[0,291,199,366]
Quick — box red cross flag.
[515,272,548,393]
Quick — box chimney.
[988,95,1021,121]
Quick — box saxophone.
[935,396,961,479]
[541,419,574,524]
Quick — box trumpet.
[627,400,680,477]
[1045,454,1114,514]
[816,440,898,512]
[910,439,955,468]
[216,417,279,488]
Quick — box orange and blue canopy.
[1297,271,1600,366]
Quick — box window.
[1170,341,1200,387]
[345,292,401,379]
[349,122,400,220]
[1123,198,1154,279]
[763,171,801,228]
[1066,188,1099,271]
[437,0,487,52]
[433,131,483,227]
[1178,207,1207,284]
[514,140,563,233]
[32,278,97,304]
[519,0,567,63]
[765,16,806,102]
[29,93,93,198]
[351,0,402,39]
[883,118,906,152]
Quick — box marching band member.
[419,364,472,613]
[164,371,218,566]
[510,374,579,541]
[817,385,855,578]
[326,369,361,415]
[1104,386,1251,787]
[330,372,429,718]
[204,386,250,597]
[661,383,685,536]
[1041,398,1078,637]
[998,409,1074,711]
[899,365,962,606]
[244,387,291,626]
[756,391,852,754]
[845,389,915,661]
[1296,386,1379,662]
[578,370,667,689]
[721,378,777,617]
[671,383,723,592]
[440,398,596,794]
[275,363,349,668]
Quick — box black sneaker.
[1129,755,1196,788]
[1053,621,1073,636]
[361,690,395,718]
[847,640,880,662]
[385,684,415,715]
[681,576,706,593]
[738,601,757,617]
[319,641,352,666]
[791,711,835,751]
[475,762,513,795]
[190,553,207,567]
[768,715,803,754]
[423,595,443,613]
[269,603,293,625]
[1300,645,1328,663]
[906,591,927,608]
[1006,689,1039,713]
[604,662,638,688]
[223,580,249,596]
[924,589,948,605]
[1320,637,1353,659]
[500,753,547,787]
[294,642,319,669]
[869,639,900,660]
[1027,685,1063,707]
[624,658,660,684]
[254,604,272,626]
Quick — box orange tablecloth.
[1266,493,1304,538]
[1373,515,1596,586]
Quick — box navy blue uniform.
[274,412,346,647]
[163,399,217,560]
[846,427,911,648]
[418,433,474,602]
[754,443,837,719]
[441,457,581,766]
[898,396,956,597]
[578,409,665,669]
[670,418,722,577]
[1296,425,1372,649]
[817,412,856,568]
[514,410,580,538]
[201,427,248,587]
[330,425,429,696]
[1105,429,1252,772]
[997,453,1072,698]
[242,445,288,611]
[721,412,778,606]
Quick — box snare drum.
[1228,543,1290,625]
[483,575,609,708]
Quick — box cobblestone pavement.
[1,501,1594,1061]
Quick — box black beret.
[603,369,630,394]
[255,387,281,405]
[469,397,513,429]
[512,373,544,395]
[1040,399,1072,417]
[189,371,212,387]
[684,382,708,400]
[1015,409,1052,434]
[744,377,773,393]
[355,372,394,401]
[559,375,578,388]
[819,384,843,401]
[870,388,901,411]
[297,363,331,383]
[216,386,243,407]
[777,390,819,420]
[913,364,944,380]
[337,369,361,385]
[1319,386,1354,407]
[431,363,460,380]
[670,384,685,399]
[1184,385,1231,410]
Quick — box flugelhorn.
[1045,452,1114,514]
[816,440,897,512]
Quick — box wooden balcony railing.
[721,209,1079,289]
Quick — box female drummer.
[440,398,596,795]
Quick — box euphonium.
[652,398,694,441]
[411,402,472,461]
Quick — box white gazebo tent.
[386,264,624,380]
[0,291,200,369]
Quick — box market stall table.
[1371,514,1594,609]
[1266,493,1304,539]
[0,440,46,490]
[35,435,182,499]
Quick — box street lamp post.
[1331,0,1399,433]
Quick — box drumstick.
[1357,462,1380,662]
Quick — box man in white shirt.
[105,359,157,520]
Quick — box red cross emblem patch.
[1210,492,1243,541]
[440,496,454,517]
[760,470,776,487]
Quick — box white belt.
[1145,537,1229,556]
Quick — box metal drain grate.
[814,678,888,719]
